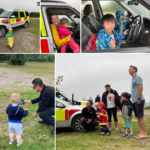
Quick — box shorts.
[123,118,133,128]
[133,100,145,118]
[9,123,23,135]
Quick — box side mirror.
[10,15,16,18]
[124,11,129,17]
[56,103,65,108]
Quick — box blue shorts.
[133,100,145,118]
[124,118,133,128]
[9,123,23,135]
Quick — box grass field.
[28,18,39,39]
[56,110,150,150]
[0,62,55,150]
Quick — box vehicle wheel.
[72,115,84,132]
[24,21,28,28]
[0,26,7,38]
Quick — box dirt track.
[0,26,40,53]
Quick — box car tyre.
[24,21,28,28]
[72,115,84,132]
[0,26,7,38]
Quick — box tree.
[8,54,26,65]
[0,8,5,14]
[37,1,40,6]
[56,76,63,92]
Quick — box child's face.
[98,106,103,110]
[9,30,12,33]
[121,96,126,101]
[120,15,124,20]
[63,22,68,28]
[103,21,115,34]
[95,105,98,109]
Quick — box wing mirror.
[128,0,139,6]
[56,103,65,108]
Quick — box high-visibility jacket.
[50,24,71,50]
[6,32,14,48]
[98,108,108,125]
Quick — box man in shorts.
[129,65,147,139]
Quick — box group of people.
[50,15,80,53]
[6,78,54,146]
[85,10,132,50]
[81,66,147,140]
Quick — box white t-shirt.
[107,93,116,108]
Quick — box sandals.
[136,136,147,140]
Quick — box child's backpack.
[85,34,97,50]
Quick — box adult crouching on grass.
[24,78,55,134]
[129,65,147,139]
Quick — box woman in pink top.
[58,18,80,53]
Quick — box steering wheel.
[126,15,143,44]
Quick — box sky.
[56,54,150,103]
[0,0,39,12]
[57,0,80,11]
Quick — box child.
[6,28,14,50]
[121,92,133,139]
[95,14,128,50]
[98,102,111,135]
[95,102,101,129]
[115,10,132,33]
[6,93,28,146]
[58,18,80,53]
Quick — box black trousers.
[106,108,118,122]
[81,120,96,131]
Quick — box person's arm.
[115,90,119,97]
[20,107,28,117]
[31,97,41,104]
[138,84,143,101]
[128,101,132,117]
[91,108,96,121]
[50,24,71,48]
[117,32,125,41]
[6,32,13,37]
[102,93,105,103]
[81,108,85,118]
[58,27,72,36]
[95,35,110,50]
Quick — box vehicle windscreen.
[0,11,13,18]
[123,0,150,16]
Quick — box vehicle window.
[11,11,18,18]
[99,1,129,19]
[123,0,150,17]
[81,1,95,19]
[57,15,75,27]
[0,11,13,18]
[20,12,25,17]
[56,94,66,101]
[25,12,29,16]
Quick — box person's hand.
[87,119,92,124]
[25,108,28,111]
[68,34,71,38]
[110,40,116,49]
[130,19,132,22]
[24,100,31,105]
[71,32,73,34]
[121,20,126,23]
[124,29,129,35]
[34,112,37,117]
[127,116,130,120]
[137,100,141,104]
[81,117,84,121]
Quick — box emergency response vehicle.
[56,91,87,105]
[0,9,30,38]
[56,98,85,132]
[40,0,80,53]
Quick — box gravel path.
[0,67,53,91]
[0,26,40,53]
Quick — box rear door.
[9,11,20,27]
[25,11,30,21]
[19,11,26,25]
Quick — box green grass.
[56,111,150,150]
[0,62,55,81]
[28,18,39,39]
[0,61,55,150]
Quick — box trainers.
[128,134,134,139]
[17,140,23,146]
[121,134,128,138]
[100,132,105,135]
[9,138,15,145]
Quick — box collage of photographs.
[0,0,150,150]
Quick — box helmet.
[98,102,105,107]
[8,28,13,31]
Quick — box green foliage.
[37,1,40,6]
[8,54,26,65]
[30,12,40,17]
[56,76,63,85]
[0,8,5,14]
[145,106,150,109]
